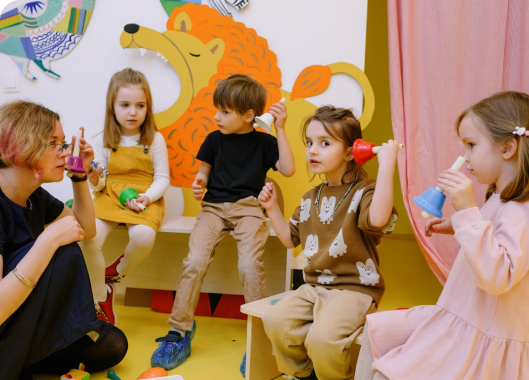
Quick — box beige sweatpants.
[168,196,269,331]
[263,284,376,380]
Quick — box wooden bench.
[102,184,293,301]
[240,291,365,380]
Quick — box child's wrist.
[377,164,396,174]
[267,204,282,216]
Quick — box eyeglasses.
[48,141,70,155]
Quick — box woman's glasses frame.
[48,141,70,155]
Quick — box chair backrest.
[163,186,185,217]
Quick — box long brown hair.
[456,91,529,202]
[301,105,367,184]
[0,101,60,170]
[104,68,157,149]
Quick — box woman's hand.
[40,215,85,248]
[77,128,95,173]
[437,169,476,211]
[258,182,278,211]
[67,127,94,177]
[425,217,454,237]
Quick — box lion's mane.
[162,4,283,187]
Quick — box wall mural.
[0,0,94,80]
[120,3,375,194]
[159,0,248,18]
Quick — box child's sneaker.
[96,284,116,325]
[151,320,197,370]
[105,254,125,284]
[95,302,109,322]
[240,352,246,377]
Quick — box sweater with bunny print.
[289,178,398,306]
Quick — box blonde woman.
[0,101,127,380]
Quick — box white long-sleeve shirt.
[89,132,170,202]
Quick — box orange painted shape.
[291,65,332,100]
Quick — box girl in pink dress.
[355,91,529,380]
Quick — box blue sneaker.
[151,321,197,370]
[240,352,246,377]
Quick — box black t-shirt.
[197,130,279,203]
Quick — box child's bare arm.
[369,140,400,227]
[192,162,212,200]
[259,182,295,248]
[271,102,295,177]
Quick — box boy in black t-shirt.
[151,74,295,369]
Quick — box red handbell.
[352,139,377,165]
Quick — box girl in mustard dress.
[80,68,169,325]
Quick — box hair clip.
[513,126,529,136]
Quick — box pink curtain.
[388,0,529,283]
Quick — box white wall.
[0,0,367,202]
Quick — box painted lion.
[121,4,282,187]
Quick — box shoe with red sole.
[96,284,116,325]
[95,302,109,323]
[105,254,125,284]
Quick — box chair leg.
[246,316,281,380]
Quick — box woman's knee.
[94,327,128,370]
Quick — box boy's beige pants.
[168,196,269,331]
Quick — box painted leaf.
[291,65,332,100]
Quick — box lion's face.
[120,14,224,129]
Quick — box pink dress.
[367,194,529,379]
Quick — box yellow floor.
[35,305,256,380]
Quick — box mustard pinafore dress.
[93,145,164,230]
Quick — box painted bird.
[0,0,95,80]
